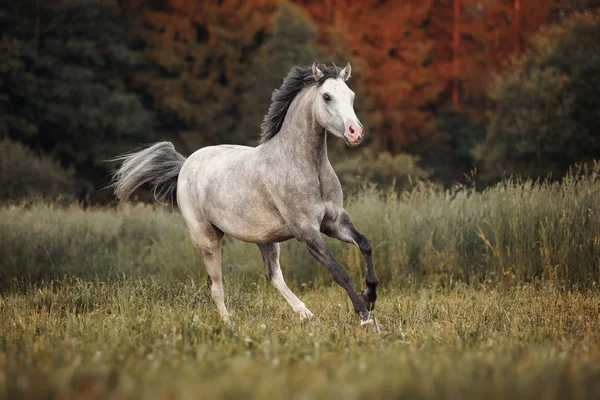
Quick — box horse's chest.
[318,169,343,207]
[317,176,344,226]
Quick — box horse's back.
[187,144,253,163]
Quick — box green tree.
[235,1,321,145]
[0,0,155,171]
[422,106,485,187]
[474,13,600,182]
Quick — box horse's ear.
[312,63,324,81]
[339,62,351,81]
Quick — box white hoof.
[360,316,381,333]
[298,308,315,322]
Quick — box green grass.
[2,166,600,398]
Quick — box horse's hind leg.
[189,224,230,322]
[257,243,313,321]
[178,174,230,321]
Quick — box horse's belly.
[202,189,292,243]
[212,215,293,244]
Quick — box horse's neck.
[274,88,327,169]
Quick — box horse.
[111,62,379,330]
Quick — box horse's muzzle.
[345,123,363,146]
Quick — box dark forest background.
[1,0,599,205]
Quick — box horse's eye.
[323,93,331,102]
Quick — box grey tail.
[110,142,186,204]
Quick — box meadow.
[1,166,600,399]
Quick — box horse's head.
[312,62,364,147]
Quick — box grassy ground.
[2,168,600,399]
[2,277,599,399]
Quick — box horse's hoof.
[361,289,376,311]
[301,315,319,326]
[299,309,318,325]
[360,316,381,333]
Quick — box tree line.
[0,0,599,204]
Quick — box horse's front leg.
[296,226,374,328]
[322,209,378,311]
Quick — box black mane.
[260,64,341,143]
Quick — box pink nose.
[347,124,363,142]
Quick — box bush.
[332,148,431,195]
[0,139,75,202]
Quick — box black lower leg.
[304,236,370,320]
[351,231,378,310]
[332,213,379,308]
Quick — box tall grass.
[1,163,600,290]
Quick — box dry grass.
[1,278,599,399]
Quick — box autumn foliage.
[122,0,594,153]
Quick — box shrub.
[0,139,75,203]
[332,148,431,195]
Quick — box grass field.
[2,279,599,399]
[2,168,600,399]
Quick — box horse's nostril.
[349,125,355,135]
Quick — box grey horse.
[111,62,379,329]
